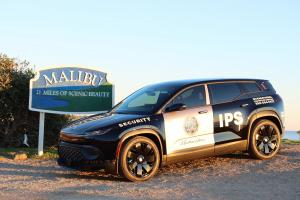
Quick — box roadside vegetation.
[0,53,71,148]
[0,146,58,160]
[282,139,300,145]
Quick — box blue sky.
[1,1,299,130]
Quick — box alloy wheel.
[255,124,279,155]
[126,142,156,178]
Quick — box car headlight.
[89,128,112,136]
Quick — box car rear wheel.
[120,136,160,181]
[249,120,281,159]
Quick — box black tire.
[249,120,281,159]
[120,136,160,182]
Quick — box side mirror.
[165,103,187,112]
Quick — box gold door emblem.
[184,116,199,135]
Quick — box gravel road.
[0,144,299,200]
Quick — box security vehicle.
[58,78,284,181]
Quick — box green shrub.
[0,54,70,147]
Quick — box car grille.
[59,145,85,163]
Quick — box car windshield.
[112,84,179,114]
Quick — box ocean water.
[283,131,300,141]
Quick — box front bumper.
[57,141,116,173]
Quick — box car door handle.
[240,103,249,108]
[198,110,208,114]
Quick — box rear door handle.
[198,110,208,114]
[240,103,249,108]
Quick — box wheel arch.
[114,127,165,175]
[247,109,284,149]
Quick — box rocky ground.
[0,144,299,200]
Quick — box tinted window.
[127,91,160,107]
[113,84,178,114]
[260,81,276,93]
[240,82,261,93]
[209,83,241,104]
[166,85,206,109]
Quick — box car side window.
[208,82,242,104]
[166,85,206,109]
[240,82,261,94]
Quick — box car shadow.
[219,152,251,159]
[0,162,126,182]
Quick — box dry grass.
[0,146,58,160]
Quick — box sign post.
[29,66,114,156]
[38,112,45,156]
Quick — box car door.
[162,85,214,155]
[208,82,256,154]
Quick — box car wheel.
[249,120,281,159]
[120,136,160,182]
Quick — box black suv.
[58,78,284,181]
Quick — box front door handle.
[240,103,249,108]
[198,110,208,114]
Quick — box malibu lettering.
[43,70,103,86]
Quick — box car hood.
[62,112,147,135]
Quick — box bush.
[0,54,70,147]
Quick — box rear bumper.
[57,141,116,173]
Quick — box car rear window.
[208,82,242,104]
[260,81,276,93]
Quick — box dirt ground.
[0,144,299,200]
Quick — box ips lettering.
[219,111,243,127]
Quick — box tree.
[0,54,14,91]
[0,54,70,147]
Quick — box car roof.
[150,78,267,88]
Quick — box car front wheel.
[120,136,160,181]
